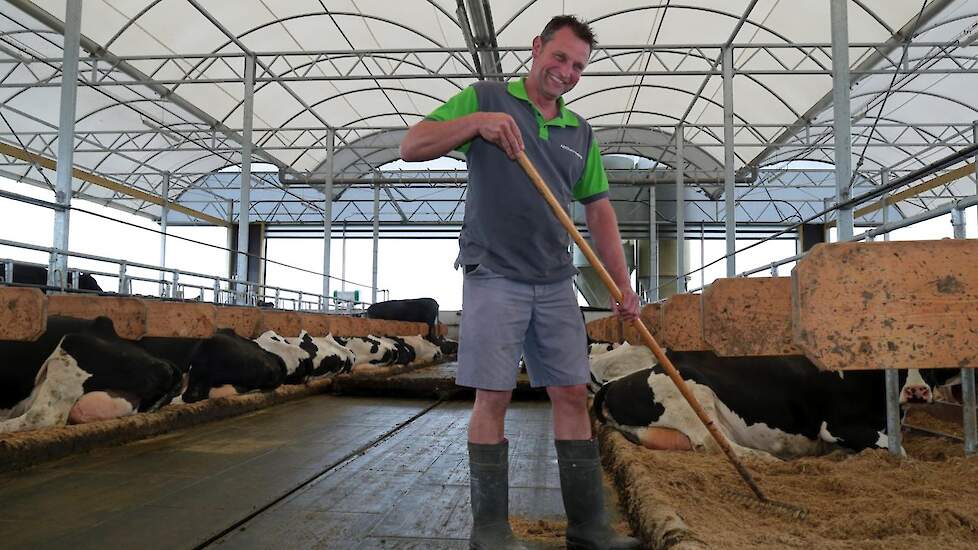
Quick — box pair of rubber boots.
[468,438,641,550]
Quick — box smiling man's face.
[527,26,591,104]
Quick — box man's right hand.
[475,112,524,159]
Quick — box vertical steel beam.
[952,204,977,455]
[159,171,169,296]
[885,369,902,456]
[675,125,686,293]
[881,169,890,242]
[235,54,255,304]
[372,176,380,304]
[322,130,334,310]
[649,185,658,302]
[48,0,82,288]
[722,46,737,277]
[831,0,854,240]
[341,223,347,291]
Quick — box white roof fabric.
[0,0,975,226]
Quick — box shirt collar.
[507,78,579,127]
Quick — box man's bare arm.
[400,113,524,162]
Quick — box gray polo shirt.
[426,79,609,284]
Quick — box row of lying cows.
[586,341,957,459]
[0,315,456,434]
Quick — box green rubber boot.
[468,440,531,550]
[556,439,642,550]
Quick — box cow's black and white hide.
[285,332,355,378]
[333,335,398,368]
[254,330,314,384]
[0,316,182,433]
[593,351,956,460]
[433,336,458,356]
[180,329,287,403]
[588,342,655,393]
[398,335,444,365]
[380,336,416,365]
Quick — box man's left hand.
[611,287,640,321]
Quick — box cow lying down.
[592,348,954,460]
[0,317,183,434]
[0,320,448,433]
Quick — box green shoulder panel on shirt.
[573,137,609,203]
[425,86,478,154]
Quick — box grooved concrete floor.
[0,395,593,549]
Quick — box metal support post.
[372,176,380,304]
[881,169,890,242]
[341,223,347,291]
[700,223,705,290]
[649,185,658,302]
[235,54,256,304]
[159,171,169,297]
[49,0,83,288]
[962,368,978,456]
[831,0,854,240]
[322,130,334,311]
[722,46,737,277]
[952,205,977,455]
[885,369,902,456]
[118,261,129,294]
[213,279,221,304]
[171,272,180,299]
[675,124,686,294]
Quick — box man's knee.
[547,384,588,409]
[474,389,513,415]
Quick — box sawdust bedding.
[618,408,978,549]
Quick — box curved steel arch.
[566,83,768,143]
[590,109,725,140]
[166,11,474,99]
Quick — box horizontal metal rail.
[0,241,375,313]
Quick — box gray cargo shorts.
[456,264,590,390]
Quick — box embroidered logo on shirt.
[560,144,583,161]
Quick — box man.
[400,15,641,550]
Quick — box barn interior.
[1,1,978,548]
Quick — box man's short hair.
[540,15,597,50]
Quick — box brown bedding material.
[599,410,978,549]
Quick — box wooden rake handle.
[515,151,768,502]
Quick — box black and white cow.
[254,330,314,384]
[0,263,102,291]
[178,329,287,403]
[588,342,654,393]
[333,335,398,368]
[286,332,356,378]
[366,298,440,339]
[380,336,417,365]
[593,350,956,459]
[138,329,310,404]
[0,316,182,432]
[398,335,444,365]
[436,337,459,356]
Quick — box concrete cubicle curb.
[598,426,709,550]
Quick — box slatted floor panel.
[0,395,575,549]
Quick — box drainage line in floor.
[194,398,445,549]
